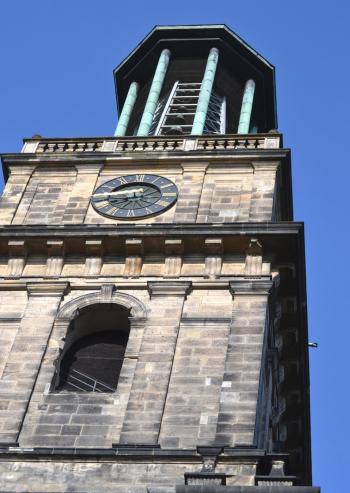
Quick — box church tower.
[0,25,319,492]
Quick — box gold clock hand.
[94,188,144,199]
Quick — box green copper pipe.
[191,47,219,135]
[114,81,139,136]
[137,49,171,136]
[237,79,255,134]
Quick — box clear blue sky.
[1,1,349,491]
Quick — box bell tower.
[113,25,276,138]
[0,25,319,493]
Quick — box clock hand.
[93,188,144,199]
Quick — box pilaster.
[62,163,102,223]
[174,163,208,222]
[249,162,279,221]
[119,281,191,444]
[0,165,36,225]
[0,282,69,445]
[214,278,273,446]
[0,318,21,380]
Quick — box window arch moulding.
[48,284,148,393]
[57,284,148,322]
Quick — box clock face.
[91,174,178,219]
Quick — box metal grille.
[148,93,168,135]
[204,92,226,134]
[60,368,116,393]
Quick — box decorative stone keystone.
[100,283,115,303]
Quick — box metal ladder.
[155,82,201,135]
[154,81,226,136]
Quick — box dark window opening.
[54,304,130,393]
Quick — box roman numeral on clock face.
[107,206,119,215]
[96,200,109,208]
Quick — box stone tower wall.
[0,135,313,491]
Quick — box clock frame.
[91,174,178,220]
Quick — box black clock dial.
[91,174,178,220]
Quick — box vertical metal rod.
[137,49,171,136]
[191,47,219,135]
[155,81,179,136]
[237,79,256,134]
[220,96,227,134]
[114,81,139,136]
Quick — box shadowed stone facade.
[0,25,319,493]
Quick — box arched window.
[54,304,130,392]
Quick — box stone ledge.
[0,446,273,460]
[0,222,304,238]
[176,487,320,493]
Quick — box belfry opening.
[54,304,130,392]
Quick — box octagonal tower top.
[113,25,277,137]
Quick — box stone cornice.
[0,280,267,291]
[0,222,304,238]
[2,147,289,166]
[0,445,276,460]
[0,224,304,269]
